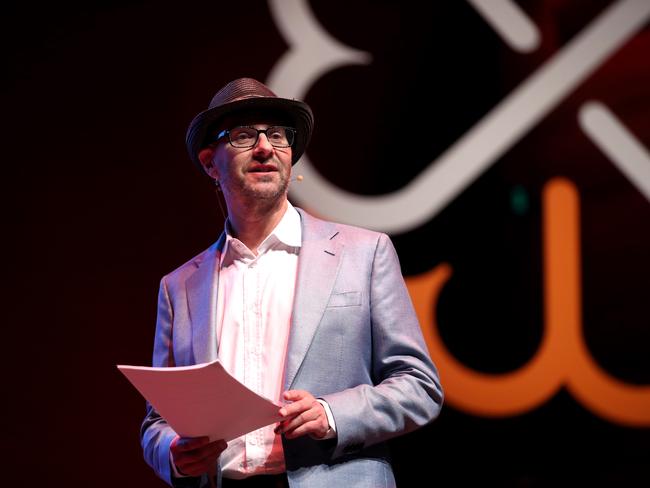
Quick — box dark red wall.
[5,1,649,486]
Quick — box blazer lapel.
[187,234,225,364]
[284,209,343,390]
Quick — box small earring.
[214,179,221,191]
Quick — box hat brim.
[186,97,313,174]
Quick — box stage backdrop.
[5,0,648,486]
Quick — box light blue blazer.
[141,208,443,488]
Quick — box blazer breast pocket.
[326,291,362,308]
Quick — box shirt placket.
[243,255,264,467]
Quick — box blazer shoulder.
[160,237,222,286]
[296,207,388,245]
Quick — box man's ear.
[198,147,218,178]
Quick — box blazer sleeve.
[140,278,202,488]
[321,233,443,458]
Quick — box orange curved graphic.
[406,177,650,425]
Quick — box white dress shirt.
[217,203,301,478]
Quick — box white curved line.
[270,0,650,234]
[579,101,650,202]
[267,0,371,100]
[466,0,541,53]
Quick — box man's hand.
[275,390,330,439]
[170,436,227,477]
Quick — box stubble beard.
[240,171,289,202]
[222,167,290,215]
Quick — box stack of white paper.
[118,360,282,441]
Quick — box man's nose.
[252,133,274,158]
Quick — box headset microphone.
[291,175,304,182]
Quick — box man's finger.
[190,439,228,459]
[176,458,216,477]
[173,438,227,463]
[276,404,325,434]
[172,436,211,452]
[174,439,227,476]
[278,412,309,433]
[282,389,315,407]
[279,390,319,417]
[284,419,328,440]
[283,389,308,401]
[279,398,311,418]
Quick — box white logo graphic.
[267,0,650,234]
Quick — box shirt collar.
[268,201,302,249]
[221,202,302,265]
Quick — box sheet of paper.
[117,360,283,442]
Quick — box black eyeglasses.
[211,126,296,148]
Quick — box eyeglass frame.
[209,125,297,149]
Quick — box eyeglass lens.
[229,126,295,148]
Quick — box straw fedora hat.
[185,78,314,173]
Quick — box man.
[141,78,443,488]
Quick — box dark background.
[5,0,649,486]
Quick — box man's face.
[199,112,293,208]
